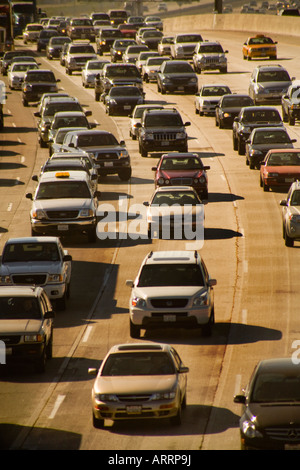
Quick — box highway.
[0,23,300,451]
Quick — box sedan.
[110,39,137,62]
[157,60,198,95]
[152,152,210,199]
[143,186,204,239]
[195,84,232,116]
[215,94,254,128]
[88,342,189,428]
[245,127,296,169]
[260,149,300,192]
[104,85,144,116]
[123,45,149,64]
[81,59,110,88]
[8,62,39,90]
[234,358,300,449]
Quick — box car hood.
[133,285,207,297]
[94,374,177,395]
[33,199,93,210]
[77,145,124,153]
[0,319,42,334]
[10,72,26,78]
[0,261,63,276]
[109,77,142,84]
[248,403,300,428]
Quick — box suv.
[248,64,294,105]
[66,17,95,41]
[232,106,283,155]
[137,108,190,158]
[0,286,55,372]
[22,69,60,106]
[26,170,100,243]
[170,33,203,60]
[126,250,217,338]
[59,129,132,181]
[95,63,143,101]
[0,237,72,310]
[280,180,300,247]
[64,42,97,75]
[193,41,228,74]
[157,60,198,95]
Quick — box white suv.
[126,250,217,338]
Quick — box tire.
[263,180,269,192]
[288,113,295,126]
[23,99,28,107]
[46,333,53,360]
[282,108,288,122]
[285,232,294,247]
[233,135,238,151]
[139,144,148,158]
[93,413,104,429]
[130,319,140,339]
[238,139,245,155]
[118,168,132,181]
[35,344,47,373]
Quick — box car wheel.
[233,135,238,151]
[118,168,132,181]
[238,139,245,155]
[285,232,294,247]
[35,344,47,373]
[23,99,28,107]
[288,114,295,126]
[249,160,255,170]
[130,319,140,339]
[93,413,104,429]
[139,144,148,158]
[282,108,288,122]
[46,333,53,360]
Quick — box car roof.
[153,185,197,192]
[65,129,113,136]
[0,285,45,298]
[252,126,288,132]
[256,357,300,375]
[267,148,300,154]
[161,152,201,159]
[144,108,180,115]
[5,236,60,244]
[144,250,202,265]
[44,159,86,167]
[52,111,86,117]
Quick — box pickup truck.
[281,81,300,125]
[0,286,55,373]
[0,237,72,310]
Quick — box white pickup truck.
[0,237,72,310]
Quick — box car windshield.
[69,45,95,53]
[253,131,290,144]
[77,133,118,146]
[267,152,300,166]
[26,72,56,82]
[110,86,140,96]
[101,352,175,376]
[43,102,81,116]
[291,190,300,206]
[221,96,253,107]
[51,37,70,45]
[52,116,88,129]
[144,114,183,127]
[36,181,91,199]
[12,63,38,72]
[199,44,223,53]
[146,57,168,66]
[177,34,202,42]
[151,191,199,206]
[2,242,60,262]
[251,372,300,403]
[106,65,140,77]
[137,264,205,287]
[143,31,163,38]
[249,36,274,44]
[164,63,194,73]
[72,19,92,25]
[257,70,290,82]
[202,86,231,96]
[161,157,203,170]
[243,109,281,122]
[0,297,41,320]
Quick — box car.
[0,236,72,309]
[35,97,91,148]
[127,15,145,29]
[152,152,210,199]
[25,170,100,243]
[234,357,300,449]
[48,111,97,143]
[88,342,188,427]
[23,23,44,43]
[7,62,39,90]
[64,41,97,75]
[46,36,71,59]
[1,50,35,75]
[22,69,60,106]
[110,39,137,62]
[170,33,203,60]
[195,84,232,116]
[215,94,254,128]
[81,59,110,87]
[242,34,277,60]
[129,104,164,140]
[126,250,216,338]
[37,29,58,52]
[137,108,190,158]
[117,22,138,39]
[138,29,163,49]
[109,9,128,25]
[193,41,228,74]
[95,63,143,101]
[59,129,132,181]
[36,92,70,115]
[48,126,88,155]
[122,44,149,64]
[66,17,95,41]
[281,80,300,125]
[143,186,205,239]
[0,286,55,373]
[90,12,110,23]
[135,51,159,73]
[157,60,198,95]
[280,180,300,246]
[245,126,296,169]
[135,26,156,44]
[144,15,163,31]
[96,28,123,55]
[232,106,283,155]
[142,56,170,82]
[260,149,300,192]
[104,85,144,116]
[248,64,294,105]
[157,35,174,56]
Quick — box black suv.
[22,69,60,106]
[232,106,283,155]
[137,108,190,158]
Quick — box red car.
[259,149,300,192]
[152,153,210,199]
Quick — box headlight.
[193,291,209,306]
[48,274,63,283]
[189,77,197,83]
[79,209,94,218]
[24,334,43,342]
[119,150,128,158]
[176,132,186,139]
[250,149,262,156]
[32,209,47,220]
[0,275,12,284]
[132,297,146,308]
[95,393,118,402]
[23,84,32,92]
[144,132,154,140]
[289,214,300,223]
[150,391,176,400]
[241,420,263,439]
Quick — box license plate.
[164,314,176,322]
[58,224,69,231]
[126,405,142,414]
[81,34,87,38]
[177,86,184,90]
[161,141,169,146]
[285,178,294,182]
[124,105,131,110]
[104,162,113,167]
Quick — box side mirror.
[184,121,191,127]
[203,166,210,170]
[280,200,287,206]
[63,254,72,262]
[143,201,149,206]
[179,366,189,374]
[85,110,92,117]
[126,280,134,287]
[88,368,98,376]
[120,140,125,146]
[32,175,38,181]
[26,193,33,200]
[234,394,246,404]
[56,79,61,82]
[151,166,157,171]
[208,278,217,287]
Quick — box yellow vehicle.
[242,34,277,60]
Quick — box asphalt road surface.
[0,26,300,451]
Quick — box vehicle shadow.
[0,178,25,187]
[208,192,244,203]
[204,227,243,239]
